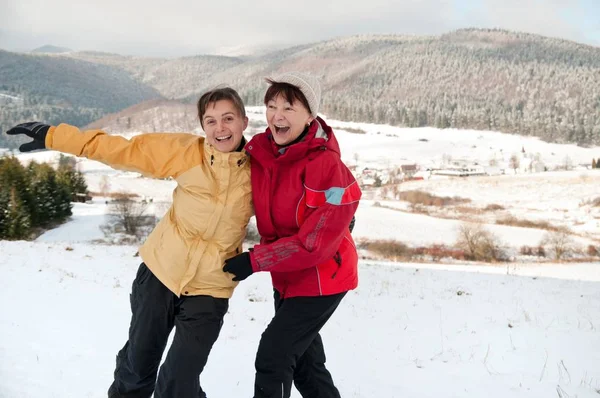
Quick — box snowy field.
[1,201,599,397]
[245,107,600,171]
[2,118,600,397]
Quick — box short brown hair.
[197,87,246,128]
[263,80,311,113]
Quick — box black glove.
[223,252,254,282]
[6,122,51,152]
[349,215,356,233]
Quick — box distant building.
[432,164,486,177]
[401,164,418,179]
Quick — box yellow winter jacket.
[45,124,253,298]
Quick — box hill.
[2,28,600,148]
[0,50,163,148]
[31,45,72,54]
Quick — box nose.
[272,108,284,121]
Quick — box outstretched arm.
[7,122,204,179]
[46,124,204,178]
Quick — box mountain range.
[1,28,599,149]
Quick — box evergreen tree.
[30,163,61,224]
[0,157,35,225]
[0,188,10,238]
[57,161,88,198]
[5,188,31,240]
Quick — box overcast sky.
[1,0,598,57]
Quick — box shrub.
[363,239,412,260]
[496,216,559,231]
[107,193,151,236]
[520,246,534,256]
[536,245,546,257]
[540,228,574,260]
[413,244,466,261]
[520,245,546,257]
[399,190,470,207]
[455,223,506,262]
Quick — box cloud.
[0,0,597,56]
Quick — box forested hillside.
[0,50,162,148]
[2,28,599,148]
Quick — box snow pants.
[254,290,346,398]
[107,263,228,398]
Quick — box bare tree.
[509,154,520,174]
[541,228,574,260]
[109,194,150,236]
[456,223,505,262]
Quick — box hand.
[223,252,254,281]
[6,122,51,152]
[349,215,356,233]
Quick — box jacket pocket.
[332,251,342,279]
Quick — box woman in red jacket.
[223,72,362,398]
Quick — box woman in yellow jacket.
[6,88,253,398]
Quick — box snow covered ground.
[397,171,600,242]
[1,185,599,398]
[2,117,600,397]
[245,107,600,171]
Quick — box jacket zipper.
[331,251,342,279]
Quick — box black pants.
[108,263,228,398]
[254,290,346,398]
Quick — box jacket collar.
[246,117,339,166]
[203,136,249,168]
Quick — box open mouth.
[215,135,232,142]
[274,125,290,134]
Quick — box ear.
[307,118,314,126]
[243,116,249,131]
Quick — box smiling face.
[202,99,248,153]
[265,93,313,146]
[263,81,314,146]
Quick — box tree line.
[0,154,88,239]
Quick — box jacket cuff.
[45,126,57,149]
[249,250,261,272]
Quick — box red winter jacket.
[245,117,362,298]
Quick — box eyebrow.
[203,111,235,121]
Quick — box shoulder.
[305,150,355,189]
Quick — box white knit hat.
[267,71,322,118]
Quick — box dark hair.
[197,87,246,128]
[263,80,311,113]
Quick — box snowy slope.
[1,198,599,398]
[245,107,600,170]
[2,113,600,397]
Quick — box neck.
[235,136,246,152]
[277,126,309,148]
